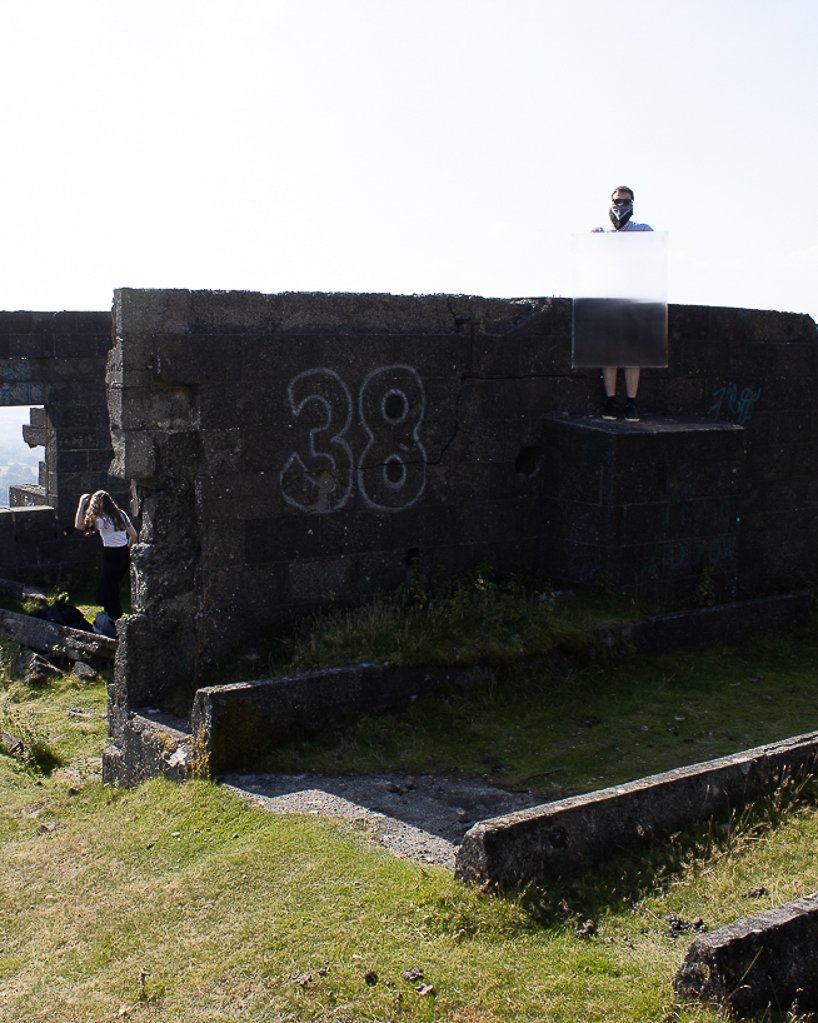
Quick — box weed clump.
[0,632,20,683]
[0,633,64,774]
[283,568,586,673]
[0,702,63,774]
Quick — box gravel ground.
[220,772,538,869]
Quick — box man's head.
[609,185,634,229]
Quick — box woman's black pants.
[98,545,130,620]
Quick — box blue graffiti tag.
[707,382,762,425]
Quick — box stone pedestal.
[540,415,746,602]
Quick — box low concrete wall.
[455,732,818,889]
[191,663,492,775]
[593,591,813,655]
[674,894,818,1014]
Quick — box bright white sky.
[0,0,816,320]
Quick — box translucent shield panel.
[571,231,668,368]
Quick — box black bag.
[33,600,93,632]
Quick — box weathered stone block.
[53,333,110,359]
[0,608,116,663]
[0,381,50,405]
[674,894,818,1014]
[102,710,191,787]
[541,460,608,505]
[469,336,521,378]
[114,288,194,337]
[539,415,744,597]
[155,335,245,383]
[10,332,48,358]
[240,516,320,563]
[108,429,156,479]
[0,311,34,333]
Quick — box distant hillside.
[0,461,39,506]
[0,412,41,507]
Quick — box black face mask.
[609,199,633,229]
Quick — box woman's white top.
[96,513,132,548]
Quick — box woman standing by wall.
[74,490,138,621]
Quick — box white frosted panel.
[571,231,668,368]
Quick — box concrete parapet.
[190,663,493,775]
[454,732,818,889]
[674,894,818,1015]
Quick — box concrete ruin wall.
[0,311,123,582]
[103,289,818,727]
[455,729,818,889]
[1,290,817,780]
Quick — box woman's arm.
[126,520,139,547]
[74,494,91,531]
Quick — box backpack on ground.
[92,611,117,639]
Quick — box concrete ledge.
[0,608,117,663]
[674,894,818,1014]
[0,505,57,524]
[454,732,818,889]
[595,592,813,655]
[191,663,493,775]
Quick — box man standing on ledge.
[592,185,653,422]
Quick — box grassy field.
[2,596,818,1021]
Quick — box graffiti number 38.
[280,365,427,514]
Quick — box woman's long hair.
[83,490,128,534]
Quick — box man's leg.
[623,368,641,422]
[601,368,618,420]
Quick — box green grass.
[0,634,107,785]
[3,583,818,1021]
[220,573,651,684]
[2,689,818,1022]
